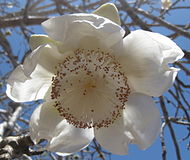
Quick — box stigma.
[51,48,131,129]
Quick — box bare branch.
[134,8,190,39]
[0,134,44,160]
[119,0,151,31]
[160,122,167,160]
[0,30,17,67]
[160,96,181,160]
[0,17,47,28]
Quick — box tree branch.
[0,134,44,160]
[160,96,181,160]
[0,17,48,28]
[119,0,151,31]
[134,8,190,39]
[0,30,18,67]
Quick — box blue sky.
[2,0,190,160]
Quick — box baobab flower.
[161,0,172,10]
[6,3,183,156]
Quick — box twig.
[23,0,32,20]
[176,62,190,75]
[0,17,48,28]
[160,96,181,160]
[60,0,83,12]
[134,8,190,39]
[29,0,45,10]
[168,117,190,126]
[0,30,17,67]
[93,139,106,160]
[0,105,22,138]
[118,0,151,31]
[176,77,190,89]
[0,133,44,160]
[160,122,167,160]
[54,0,64,15]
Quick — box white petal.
[144,30,184,63]
[123,93,161,150]
[6,44,68,102]
[93,3,121,25]
[94,93,160,154]
[128,68,179,97]
[94,117,133,155]
[122,30,184,97]
[23,44,65,75]
[6,65,52,102]
[29,101,63,144]
[29,34,58,50]
[30,101,94,155]
[42,13,125,50]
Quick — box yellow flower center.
[51,48,130,129]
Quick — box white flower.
[6,3,183,156]
[161,0,172,10]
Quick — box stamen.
[51,48,131,129]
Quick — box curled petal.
[122,30,184,97]
[29,34,58,50]
[143,30,184,64]
[42,13,125,50]
[29,34,65,53]
[123,93,161,149]
[29,101,94,155]
[23,44,65,75]
[6,65,52,102]
[93,3,121,25]
[6,44,67,102]
[94,117,132,155]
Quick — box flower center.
[51,48,131,129]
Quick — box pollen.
[51,48,131,129]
